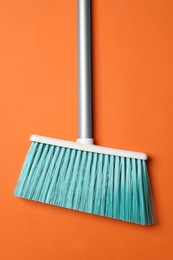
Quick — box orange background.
[0,0,173,259]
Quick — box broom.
[14,0,155,225]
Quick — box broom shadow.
[147,157,158,225]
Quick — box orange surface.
[0,0,173,259]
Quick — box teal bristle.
[14,142,155,225]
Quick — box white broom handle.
[78,0,92,141]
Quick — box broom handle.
[77,0,93,144]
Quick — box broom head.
[14,135,155,225]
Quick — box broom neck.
[78,0,93,143]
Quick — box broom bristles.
[14,142,155,225]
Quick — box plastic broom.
[14,0,155,225]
